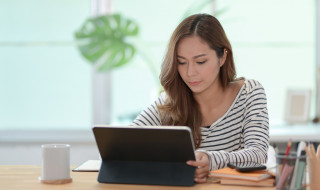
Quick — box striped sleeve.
[130,93,165,126]
[203,80,269,170]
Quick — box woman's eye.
[178,61,186,65]
[197,61,206,64]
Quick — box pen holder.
[275,153,307,190]
[308,156,320,190]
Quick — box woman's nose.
[187,63,197,77]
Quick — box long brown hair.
[158,14,236,148]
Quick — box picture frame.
[284,89,311,123]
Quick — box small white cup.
[39,144,72,184]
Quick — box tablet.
[92,125,196,186]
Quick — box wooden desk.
[0,165,275,190]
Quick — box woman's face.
[177,35,226,95]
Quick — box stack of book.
[210,167,275,187]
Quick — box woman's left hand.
[186,152,210,183]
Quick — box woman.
[131,13,269,183]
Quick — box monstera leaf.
[74,14,139,72]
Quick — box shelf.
[270,123,320,143]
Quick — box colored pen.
[285,139,292,156]
[281,139,292,173]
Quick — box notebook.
[72,160,101,172]
[210,167,272,181]
[220,178,275,187]
[92,125,196,186]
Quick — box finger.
[194,176,208,183]
[195,163,210,171]
[186,160,200,167]
[195,168,208,176]
[187,160,208,169]
[192,159,208,167]
[311,144,317,158]
[195,171,210,179]
[194,166,210,177]
[307,145,315,160]
[305,146,311,158]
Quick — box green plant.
[74,1,229,74]
[74,14,139,72]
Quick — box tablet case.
[92,126,196,186]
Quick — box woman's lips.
[189,81,201,86]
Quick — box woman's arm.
[199,81,269,171]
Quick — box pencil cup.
[308,157,320,190]
[39,144,72,184]
[275,153,306,190]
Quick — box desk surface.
[0,165,275,190]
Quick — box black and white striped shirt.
[131,79,269,170]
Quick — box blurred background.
[0,0,318,165]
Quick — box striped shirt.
[131,79,269,171]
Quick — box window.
[110,0,316,126]
[1,0,316,130]
[0,0,92,130]
[216,0,315,124]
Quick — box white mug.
[39,144,72,184]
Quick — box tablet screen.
[93,126,196,162]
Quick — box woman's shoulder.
[154,91,168,105]
[241,78,265,93]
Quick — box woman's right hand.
[186,152,210,183]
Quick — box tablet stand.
[98,160,195,186]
